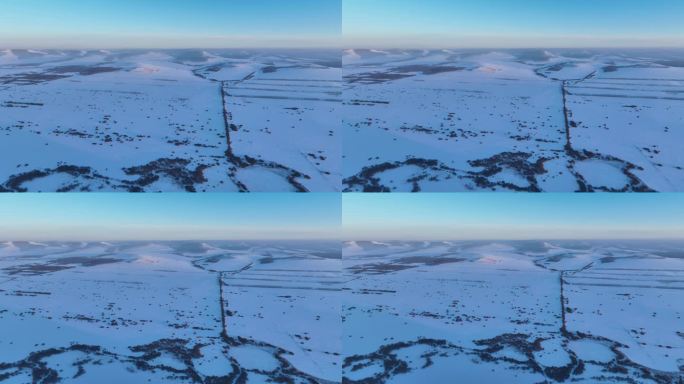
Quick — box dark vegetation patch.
[2,264,72,276]
[3,255,123,276]
[261,65,278,73]
[344,72,413,85]
[0,165,109,192]
[345,99,390,106]
[50,65,120,76]
[122,158,209,193]
[391,65,465,75]
[348,256,464,275]
[342,331,681,384]
[347,263,414,275]
[0,340,210,384]
[0,73,69,85]
[344,65,465,85]
[343,158,462,192]
[53,256,122,267]
[395,256,465,266]
[0,65,120,85]
[1,158,213,193]
[467,151,549,192]
[49,114,150,145]
[1,101,44,108]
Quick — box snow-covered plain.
[343,49,684,192]
[0,49,341,192]
[342,240,684,383]
[0,240,341,383]
[1,240,682,383]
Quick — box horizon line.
[1,46,342,51]
[344,45,684,50]
[3,238,683,243]
[1,238,342,243]
[5,46,684,50]
[344,237,684,242]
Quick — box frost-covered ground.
[343,240,684,383]
[0,240,341,383]
[0,49,340,192]
[343,49,684,192]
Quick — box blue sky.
[344,194,684,240]
[344,0,684,48]
[0,194,341,241]
[0,0,341,49]
[3,194,682,241]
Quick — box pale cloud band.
[342,194,684,241]
[343,34,684,49]
[0,34,341,50]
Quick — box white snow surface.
[1,239,682,383]
[341,240,684,383]
[0,240,341,383]
[0,49,341,192]
[343,48,684,192]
